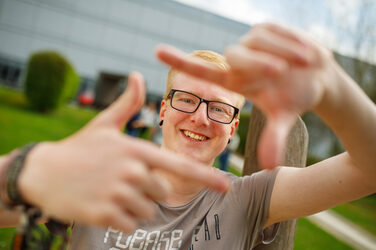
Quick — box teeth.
[183,130,207,141]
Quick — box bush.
[24,51,79,112]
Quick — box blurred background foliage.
[24,51,79,113]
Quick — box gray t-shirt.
[69,169,279,250]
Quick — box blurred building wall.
[0,0,250,96]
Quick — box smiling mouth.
[182,130,209,141]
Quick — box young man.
[69,23,376,249]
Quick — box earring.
[159,120,164,126]
[228,139,231,144]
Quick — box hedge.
[24,51,79,112]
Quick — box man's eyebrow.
[204,95,233,105]
[211,97,232,104]
[178,89,233,105]
[204,95,232,105]
[197,94,229,104]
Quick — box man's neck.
[158,144,216,206]
[157,170,207,207]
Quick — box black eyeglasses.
[168,89,239,124]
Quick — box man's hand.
[18,72,229,232]
[156,23,335,169]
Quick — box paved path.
[228,153,376,250]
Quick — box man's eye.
[182,98,194,103]
[212,106,224,113]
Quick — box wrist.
[0,153,16,209]
[18,142,51,209]
[313,60,349,119]
[0,144,38,209]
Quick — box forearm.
[314,61,376,186]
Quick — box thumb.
[92,72,145,130]
[257,113,296,169]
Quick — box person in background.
[218,131,240,171]
[125,111,143,137]
[139,101,159,139]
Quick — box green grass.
[332,195,376,235]
[294,218,353,250]
[0,227,15,250]
[0,86,98,154]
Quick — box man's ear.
[159,99,167,122]
[229,119,239,138]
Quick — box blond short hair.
[163,50,245,110]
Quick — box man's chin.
[179,150,213,165]
[161,144,214,165]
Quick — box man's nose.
[190,102,210,125]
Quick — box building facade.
[0,0,250,96]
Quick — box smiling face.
[159,72,239,165]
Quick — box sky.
[176,0,376,64]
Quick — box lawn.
[0,86,361,249]
[332,194,376,235]
[0,86,98,154]
[294,218,353,250]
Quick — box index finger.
[128,138,230,192]
[155,44,228,85]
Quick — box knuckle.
[116,187,134,204]
[223,45,237,59]
[97,209,116,226]
[137,200,155,220]
[126,164,148,184]
[108,185,124,203]
[87,208,107,225]
[257,22,275,31]
[249,30,264,45]
[250,25,263,35]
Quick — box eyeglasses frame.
[168,89,239,124]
